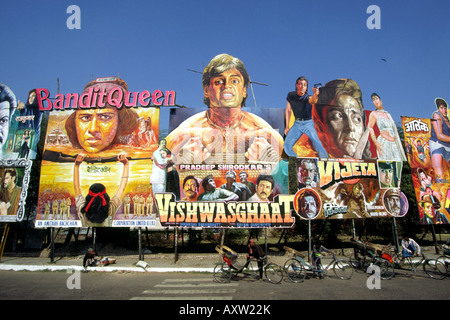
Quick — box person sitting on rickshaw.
[401,235,421,262]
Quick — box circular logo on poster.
[294,188,322,220]
[383,188,408,217]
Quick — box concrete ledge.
[0,264,215,273]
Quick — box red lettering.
[97,88,106,107]
[124,91,138,107]
[34,87,176,110]
[79,87,93,109]
[164,90,176,106]
[65,93,79,109]
[139,90,151,106]
[107,87,123,109]
[36,88,52,111]
[54,94,64,110]
[152,90,163,106]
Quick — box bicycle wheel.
[333,259,354,280]
[436,255,450,276]
[374,258,395,280]
[284,258,306,283]
[264,263,284,284]
[213,262,232,283]
[423,259,447,280]
[243,260,259,279]
[392,253,403,269]
[400,257,414,272]
[360,256,371,272]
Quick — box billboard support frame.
[430,224,439,254]
[392,218,400,253]
[174,227,179,263]
[0,224,10,262]
[49,227,54,263]
[308,221,311,263]
[138,228,143,261]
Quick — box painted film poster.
[285,79,406,163]
[0,160,32,222]
[159,54,294,228]
[35,77,170,228]
[0,84,44,161]
[156,163,294,228]
[284,78,408,221]
[0,83,37,222]
[291,157,407,220]
[401,110,450,224]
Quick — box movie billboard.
[283,78,410,222]
[156,163,294,228]
[0,84,44,161]
[35,77,167,228]
[291,157,407,220]
[32,54,414,228]
[0,159,32,222]
[401,104,450,224]
[157,54,295,228]
[0,83,36,222]
[285,80,406,163]
[4,89,44,161]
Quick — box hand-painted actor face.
[296,79,308,96]
[387,196,401,215]
[206,178,216,190]
[372,96,383,109]
[183,179,198,200]
[28,91,37,104]
[239,172,248,183]
[3,172,14,189]
[423,202,434,218]
[438,104,448,118]
[298,161,317,186]
[203,68,247,108]
[0,101,11,149]
[325,94,364,157]
[380,167,393,187]
[75,107,119,153]
[256,180,272,201]
[160,149,168,158]
[301,195,317,219]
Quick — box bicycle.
[350,241,395,280]
[213,245,284,284]
[283,246,353,282]
[432,245,449,278]
[365,255,396,280]
[391,249,446,280]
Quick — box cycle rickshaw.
[213,244,283,284]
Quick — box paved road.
[0,269,448,302]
